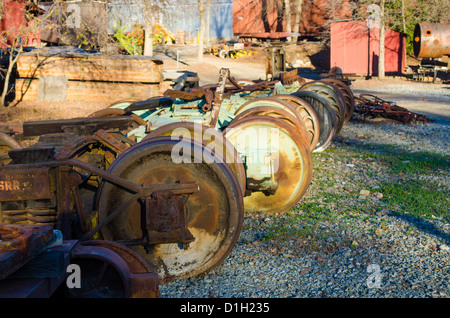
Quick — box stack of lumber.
[15,47,164,102]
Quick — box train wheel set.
[0,69,355,297]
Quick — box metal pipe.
[413,23,450,58]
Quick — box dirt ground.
[0,42,448,129]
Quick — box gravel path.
[159,83,450,299]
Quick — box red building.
[232,0,352,39]
[330,21,406,76]
[0,0,42,49]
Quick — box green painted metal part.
[109,80,306,201]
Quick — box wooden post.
[144,28,153,56]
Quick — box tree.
[292,0,304,43]
[0,0,54,107]
[283,0,291,41]
[197,0,210,62]
[378,0,385,79]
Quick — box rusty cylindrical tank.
[413,23,450,58]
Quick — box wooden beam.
[15,78,161,102]
[17,54,163,83]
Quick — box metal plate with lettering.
[0,168,52,201]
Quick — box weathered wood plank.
[15,78,161,102]
[17,53,163,83]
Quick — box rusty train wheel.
[299,81,346,135]
[65,240,160,298]
[320,78,355,123]
[96,136,244,283]
[291,90,337,152]
[272,94,321,152]
[145,122,247,197]
[233,96,310,149]
[229,105,310,150]
[235,96,304,125]
[223,115,312,214]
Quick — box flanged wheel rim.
[233,96,310,148]
[299,81,346,135]
[272,94,321,152]
[224,115,312,214]
[291,90,337,152]
[145,122,247,197]
[320,78,355,122]
[96,136,244,283]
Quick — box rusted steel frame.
[0,159,199,196]
[223,80,279,98]
[280,69,306,85]
[56,166,73,239]
[0,224,55,280]
[70,242,160,298]
[91,129,129,153]
[355,94,433,123]
[210,68,230,127]
[145,190,194,246]
[69,172,87,233]
[22,116,136,137]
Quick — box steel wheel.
[223,115,312,214]
[145,122,247,197]
[229,105,310,149]
[235,96,304,125]
[65,240,160,298]
[299,81,346,135]
[320,78,355,123]
[233,96,310,148]
[291,90,337,152]
[272,94,321,152]
[96,136,244,283]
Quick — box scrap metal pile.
[0,68,356,297]
[354,94,434,124]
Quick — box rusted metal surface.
[0,224,55,279]
[299,81,347,136]
[146,122,247,197]
[68,240,160,298]
[209,68,230,127]
[0,167,52,202]
[281,69,306,86]
[96,136,244,283]
[273,94,320,152]
[291,90,338,153]
[22,116,136,137]
[413,23,450,58]
[320,78,355,123]
[354,94,434,124]
[145,190,195,246]
[224,115,312,214]
[0,132,22,166]
[233,96,310,149]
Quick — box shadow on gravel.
[392,214,450,245]
[335,138,450,244]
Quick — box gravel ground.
[159,84,450,299]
